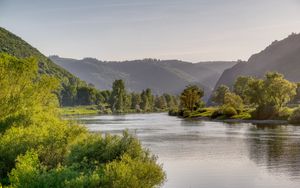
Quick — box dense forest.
[0,53,166,187]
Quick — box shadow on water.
[246,123,300,179]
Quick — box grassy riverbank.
[59,105,100,115]
[169,106,300,124]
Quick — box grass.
[60,105,99,115]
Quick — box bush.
[211,109,223,119]
[222,106,238,118]
[8,133,166,188]
[288,107,300,124]
[277,107,293,120]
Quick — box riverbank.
[60,105,169,116]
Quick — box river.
[75,113,300,188]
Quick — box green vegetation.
[171,71,300,123]
[0,54,165,187]
[0,27,102,107]
[59,105,100,115]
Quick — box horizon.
[1,0,300,62]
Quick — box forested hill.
[215,33,300,89]
[0,27,88,106]
[50,56,236,99]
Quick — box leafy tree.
[211,85,230,105]
[140,89,154,112]
[223,92,244,111]
[233,76,254,104]
[264,72,296,108]
[76,86,97,105]
[154,96,167,110]
[180,85,204,112]
[0,55,166,187]
[243,72,296,119]
[109,80,127,113]
[131,92,142,110]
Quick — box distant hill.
[50,56,236,99]
[215,33,300,89]
[0,27,86,106]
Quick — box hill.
[0,27,85,106]
[50,56,236,99]
[215,33,300,89]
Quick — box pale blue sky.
[1,0,300,62]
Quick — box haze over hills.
[50,56,236,99]
[215,33,300,89]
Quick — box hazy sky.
[1,0,300,62]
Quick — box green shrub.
[288,107,300,124]
[251,105,280,120]
[222,106,238,118]
[277,107,293,120]
[211,109,223,119]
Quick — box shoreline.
[184,116,290,125]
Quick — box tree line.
[173,72,300,123]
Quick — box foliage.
[233,76,254,104]
[211,85,230,105]
[239,72,297,120]
[222,106,238,118]
[244,72,296,108]
[180,85,204,112]
[223,92,244,111]
[0,55,165,187]
[0,53,59,132]
[288,107,300,124]
[60,105,99,115]
[109,80,127,113]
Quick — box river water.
[75,113,300,188]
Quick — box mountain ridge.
[50,56,236,99]
[214,32,300,89]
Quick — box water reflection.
[74,113,300,188]
[246,124,300,179]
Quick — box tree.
[224,92,244,110]
[0,55,166,187]
[76,86,97,105]
[180,85,204,112]
[211,85,230,105]
[264,72,296,108]
[154,96,167,110]
[131,92,142,110]
[233,76,254,104]
[243,72,296,119]
[109,80,127,112]
[140,89,154,112]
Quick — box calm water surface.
[75,113,300,188]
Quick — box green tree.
[140,89,154,112]
[76,86,97,105]
[180,85,204,112]
[131,92,142,110]
[224,92,244,110]
[109,80,127,113]
[211,85,230,105]
[154,96,167,110]
[233,76,254,104]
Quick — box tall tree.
[180,85,204,112]
[211,85,230,105]
[109,80,127,112]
